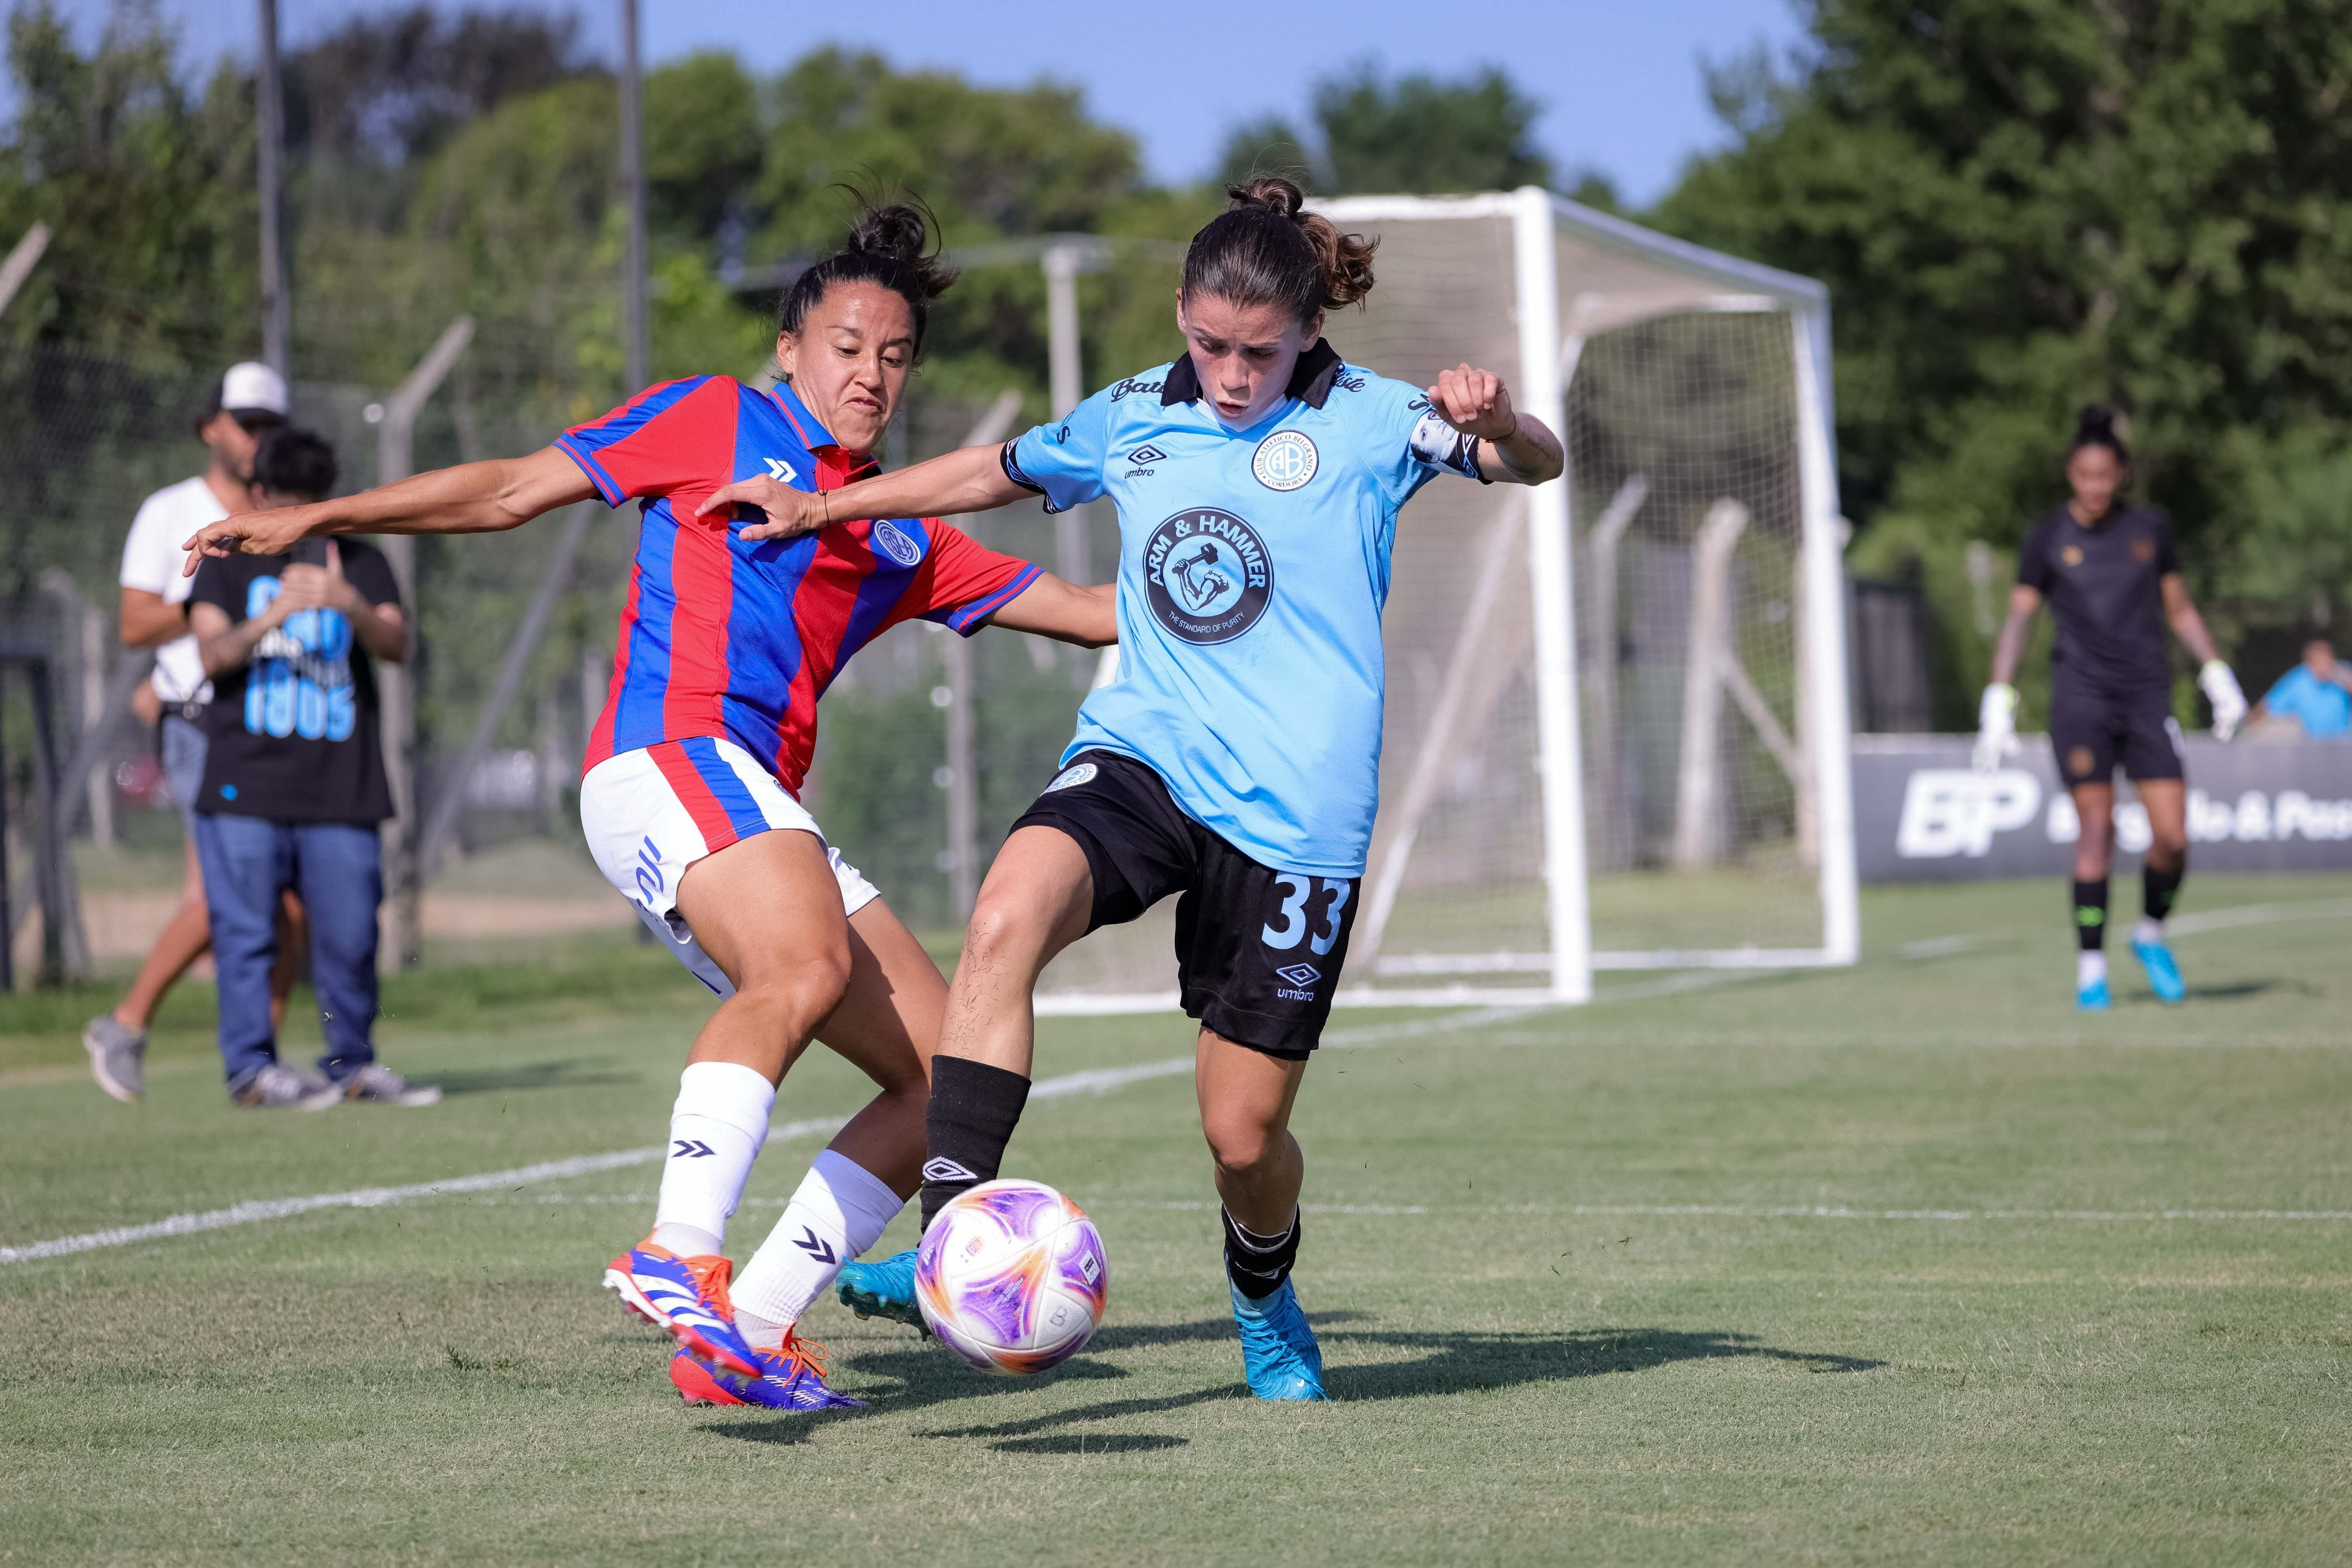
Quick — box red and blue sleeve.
[910,522,1043,636]
[555,376,736,506]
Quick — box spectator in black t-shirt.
[1972,406,2246,1013]
[187,428,439,1109]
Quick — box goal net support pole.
[1512,187,1595,1005]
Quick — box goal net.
[1030,189,1858,1009]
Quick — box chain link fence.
[2,339,1096,981]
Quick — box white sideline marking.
[0,1004,1561,1268]
[0,1117,841,1267]
[1901,894,2352,961]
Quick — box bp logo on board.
[1143,508,1272,645]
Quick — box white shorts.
[579,737,879,998]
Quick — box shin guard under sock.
[1223,1207,1302,1300]
[919,1055,1030,1232]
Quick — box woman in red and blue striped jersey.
[186,202,1114,1411]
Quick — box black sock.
[2144,860,2185,924]
[1222,1206,1301,1300]
[2073,878,2109,951]
[919,1056,1030,1232]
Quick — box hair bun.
[847,204,931,265]
[1228,176,1306,221]
[2076,404,2125,442]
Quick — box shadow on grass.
[705,1318,1879,1447]
[428,1058,639,1095]
[2177,979,2301,1003]
[1321,1325,1881,1402]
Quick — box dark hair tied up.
[2069,404,2130,463]
[1181,176,1378,325]
[779,197,958,358]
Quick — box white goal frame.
[1313,187,1859,1006]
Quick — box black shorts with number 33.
[1010,749,1359,1059]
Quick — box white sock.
[2078,951,2107,988]
[2134,916,2164,947]
[648,1061,774,1257]
[733,1149,906,1346]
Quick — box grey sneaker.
[335,1064,442,1107]
[233,1063,342,1110]
[83,1016,148,1104]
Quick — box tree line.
[5,0,2348,715]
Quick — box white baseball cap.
[215,361,289,420]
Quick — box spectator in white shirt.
[84,363,308,1104]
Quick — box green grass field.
[3,875,2349,1565]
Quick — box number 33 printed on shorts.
[1262,875,1352,957]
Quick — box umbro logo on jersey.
[1128,444,1168,464]
[1275,963,1321,988]
[790,1226,838,1264]
[763,456,798,485]
[671,1139,716,1159]
[922,1157,978,1184]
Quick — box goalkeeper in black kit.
[1974,406,2245,1011]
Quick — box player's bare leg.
[732,897,942,1354]
[2129,779,2189,1002]
[1197,1029,1324,1400]
[605,828,851,1378]
[912,827,1094,1230]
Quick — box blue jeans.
[192,813,382,1088]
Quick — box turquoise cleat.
[2078,975,2113,1011]
[2132,938,2186,1004]
[835,1248,927,1335]
[1229,1279,1327,1401]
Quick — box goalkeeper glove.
[1974,683,2020,772]
[2199,660,2247,741]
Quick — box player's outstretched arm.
[1428,365,1563,487]
[702,444,1030,543]
[181,447,594,570]
[985,576,1116,648]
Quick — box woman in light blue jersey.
[705,176,1564,1399]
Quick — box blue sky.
[37,0,1807,205]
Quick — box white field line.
[1,1004,1569,1269]
[1900,894,2352,960]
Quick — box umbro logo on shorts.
[671,1138,717,1159]
[1275,963,1321,988]
[922,1157,978,1184]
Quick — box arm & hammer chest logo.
[1143,508,1272,644]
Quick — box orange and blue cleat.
[666,1339,866,1410]
[603,1240,762,1379]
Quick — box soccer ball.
[915,1179,1108,1375]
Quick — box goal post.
[1032,187,1858,1012]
